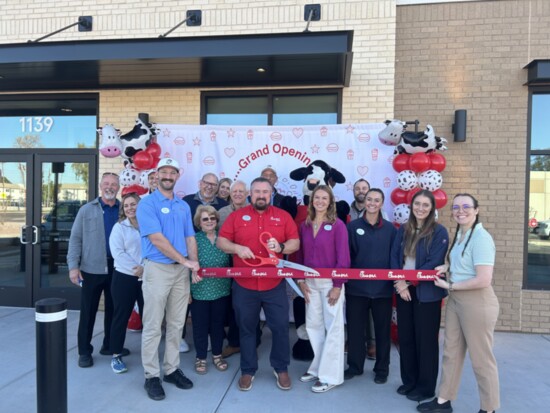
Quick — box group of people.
[67,160,500,413]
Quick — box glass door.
[0,152,96,308]
[0,154,32,306]
[33,153,97,308]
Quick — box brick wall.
[395,0,550,332]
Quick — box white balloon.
[397,170,418,191]
[119,168,140,187]
[393,203,410,224]
[418,170,443,192]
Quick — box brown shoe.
[273,370,292,390]
[238,374,254,391]
[222,346,240,358]
[367,344,376,360]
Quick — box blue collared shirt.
[137,190,195,264]
[99,197,120,258]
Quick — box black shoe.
[374,374,387,384]
[407,390,435,402]
[397,384,415,395]
[100,346,130,357]
[417,398,453,413]
[78,354,93,368]
[164,368,193,389]
[144,377,165,401]
[344,369,363,380]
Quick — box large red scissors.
[243,231,319,276]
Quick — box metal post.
[36,298,67,413]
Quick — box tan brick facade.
[1,0,549,331]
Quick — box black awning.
[0,31,353,91]
[524,60,550,85]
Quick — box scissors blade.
[279,260,320,276]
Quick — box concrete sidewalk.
[1,306,548,412]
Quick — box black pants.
[396,287,442,395]
[109,269,144,355]
[191,296,229,359]
[77,259,114,356]
[345,294,392,377]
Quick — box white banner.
[155,123,398,217]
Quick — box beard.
[354,193,366,203]
[253,198,268,211]
[159,179,175,191]
[102,189,118,200]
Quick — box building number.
[19,117,54,133]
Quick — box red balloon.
[406,187,421,204]
[432,189,448,209]
[145,142,162,159]
[122,184,148,196]
[429,153,447,172]
[409,152,431,173]
[392,153,410,172]
[133,150,154,170]
[391,188,408,206]
[151,156,161,169]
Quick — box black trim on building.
[525,60,550,85]
[0,31,354,91]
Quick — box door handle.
[31,225,39,245]
[20,225,30,245]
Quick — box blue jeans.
[232,281,289,375]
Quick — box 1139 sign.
[19,117,54,133]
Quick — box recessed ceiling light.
[60,107,73,112]
[257,67,266,73]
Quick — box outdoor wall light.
[28,16,93,43]
[452,109,467,142]
[304,4,321,32]
[159,10,202,38]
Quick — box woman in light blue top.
[418,193,499,413]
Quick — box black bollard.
[36,298,67,413]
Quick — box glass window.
[527,91,550,289]
[206,97,268,125]
[530,94,550,150]
[203,90,341,125]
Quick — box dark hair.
[448,193,480,263]
[364,188,385,222]
[250,176,273,191]
[119,193,141,222]
[353,178,370,189]
[403,190,437,257]
[306,185,337,226]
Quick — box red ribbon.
[199,267,438,281]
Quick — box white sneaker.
[311,381,338,393]
[179,339,190,353]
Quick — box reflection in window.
[530,94,550,150]
[273,95,338,125]
[206,97,268,125]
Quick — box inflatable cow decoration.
[378,120,448,155]
[98,118,161,196]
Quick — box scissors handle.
[243,256,279,267]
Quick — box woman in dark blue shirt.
[390,190,449,402]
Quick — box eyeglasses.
[451,204,475,212]
[102,172,119,178]
[202,180,218,188]
[201,216,217,222]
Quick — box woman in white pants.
[297,185,350,393]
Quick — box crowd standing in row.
[67,160,499,413]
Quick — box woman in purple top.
[296,185,350,393]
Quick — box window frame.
[200,89,343,125]
[524,86,550,290]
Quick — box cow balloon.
[98,124,122,158]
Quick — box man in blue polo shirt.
[137,158,200,401]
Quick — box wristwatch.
[448,281,454,292]
[279,242,285,254]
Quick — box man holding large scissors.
[218,177,299,392]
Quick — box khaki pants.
[141,260,190,378]
[439,287,500,412]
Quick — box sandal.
[195,358,207,375]
[212,355,228,371]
